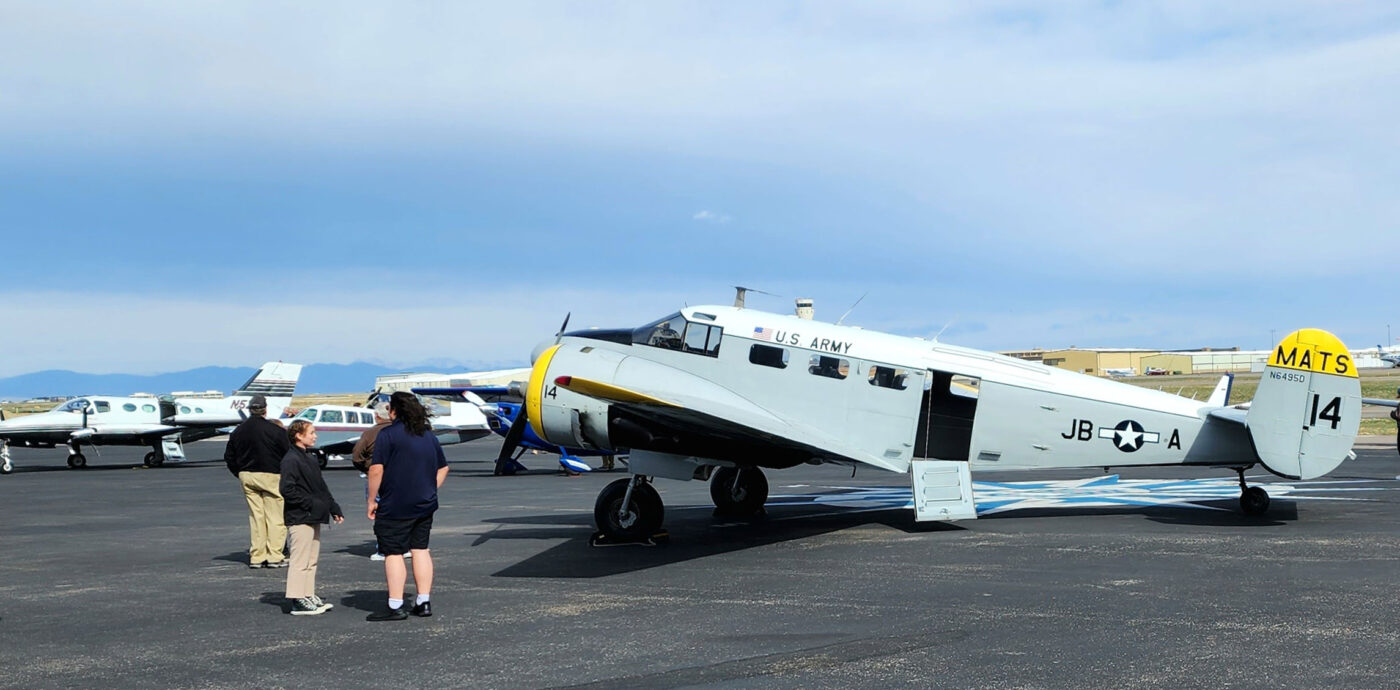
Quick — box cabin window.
[141,404,156,413]
[320,410,344,424]
[360,412,373,424]
[298,409,317,420]
[749,344,789,368]
[809,355,850,380]
[95,401,111,413]
[682,323,722,357]
[123,403,137,412]
[179,406,191,414]
[195,408,204,414]
[868,366,910,390]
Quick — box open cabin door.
[913,371,980,460]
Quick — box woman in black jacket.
[280,419,344,616]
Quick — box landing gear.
[1,441,11,475]
[709,466,768,516]
[315,450,328,469]
[593,476,664,541]
[67,452,87,469]
[144,448,165,467]
[1235,468,1270,516]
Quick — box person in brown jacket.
[354,403,394,561]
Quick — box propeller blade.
[554,312,571,344]
[494,405,531,474]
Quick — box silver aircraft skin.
[515,305,1364,541]
[0,362,302,474]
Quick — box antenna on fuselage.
[835,293,867,326]
[733,286,778,309]
[932,319,955,343]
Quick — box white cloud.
[692,210,732,224]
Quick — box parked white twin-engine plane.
[513,305,1364,541]
[0,362,302,475]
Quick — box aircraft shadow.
[261,589,384,615]
[488,503,963,579]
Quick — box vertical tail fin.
[1246,329,1360,480]
[234,362,303,416]
[1206,373,1234,407]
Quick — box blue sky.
[1,2,1398,376]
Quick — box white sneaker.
[370,553,386,561]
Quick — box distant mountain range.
[0,361,527,400]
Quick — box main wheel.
[315,451,328,469]
[144,451,165,467]
[0,460,11,475]
[1240,486,1270,515]
[594,478,664,541]
[68,453,87,469]
[709,466,769,516]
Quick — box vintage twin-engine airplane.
[512,305,1365,541]
[0,362,302,474]
[286,393,492,467]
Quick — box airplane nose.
[529,339,554,365]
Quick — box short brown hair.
[287,419,314,444]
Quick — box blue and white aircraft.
[413,386,619,476]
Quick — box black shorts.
[373,514,434,555]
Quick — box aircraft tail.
[1245,329,1360,480]
[234,361,303,414]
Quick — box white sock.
[416,594,430,605]
[389,597,403,610]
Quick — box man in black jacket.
[224,395,290,568]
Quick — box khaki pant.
[285,524,321,599]
[239,471,286,565]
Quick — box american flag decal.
[754,326,773,341]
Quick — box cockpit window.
[633,312,722,357]
[57,399,91,413]
[634,313,685,350]
[298,408,317,420]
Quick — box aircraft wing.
[556,376,907,473]
[1205,407,1249,427]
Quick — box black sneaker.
[290,597,326,616]
[249,561,268,569]
[411,601,432,617]
[310,595,333,611]
[366,606,407,622]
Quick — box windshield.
[633,312,685,349]
[55,398,91,413]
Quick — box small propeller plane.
[286,393,492,468]
[510,304,1367,542]
[0,362,302,474]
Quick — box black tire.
[1240,486,1270,515]
[144,451,165,467]
[593,478,664,540]
[0,461,11,475]
[709,466,769,515]
[69,453,87,469]
[316,451,328,469]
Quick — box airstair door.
[910,459,977,522]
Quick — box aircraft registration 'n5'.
[514,304,1364,541]
[0,361,302,475]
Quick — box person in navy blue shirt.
[365,392,448,621]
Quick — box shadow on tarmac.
[486,496,1301,578]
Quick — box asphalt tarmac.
[1,437,1398,689]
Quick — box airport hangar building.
[1004,347,1391,376]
